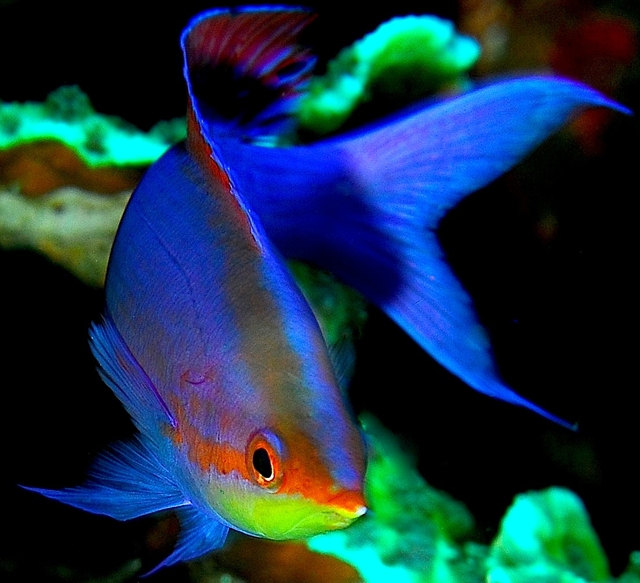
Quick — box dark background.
[1,0,638,580]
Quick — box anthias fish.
[28,6,628,571]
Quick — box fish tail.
[179,9,631,425]
[237,77,629,427]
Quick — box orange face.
[201,425,367,539]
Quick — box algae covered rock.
[0,86,186,286]
[0,186,129,287]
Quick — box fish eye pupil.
[252,447,273,480]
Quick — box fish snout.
[326,488,367,520]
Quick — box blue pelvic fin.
[182,6,316,140]
[145,505,229,574]
[227,77,629,427]
[23,436,186,520]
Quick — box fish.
[26,5,629,572]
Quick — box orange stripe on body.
[166,394,251,481]
[185,104,261,254]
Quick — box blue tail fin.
[223,77,629,427]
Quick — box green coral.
[288,260,367,348]
[619,552,640,583]
[44,85,95,122]
[287,261,368,386]
[308,414,482,583]
[488,487,610,583]
[0,85,185,166]
[306,417,640,583]
[298,15,480,134]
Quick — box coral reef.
[0,85,185,286]
[488,487,610,583]
[307,414,482,583]
[305,418,640,583]
[298,15,480,135]
[0,85,184,171]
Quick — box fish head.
[201,419,367,539]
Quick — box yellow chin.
[215,490,366,540]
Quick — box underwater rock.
[206,538,362,583]
[298,15,480,135]
[0,86,186,286]
[0,186,129,287]
[0,140,143,197]
[304,419,640,583]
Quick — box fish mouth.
[276,491,367,539]
[326,489,367,519]
[278,505,366,539]
[233,488,367,540]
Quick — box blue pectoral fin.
[145,505,229,575]
[25,440,228,573]
[23,437,187,520]
[89,314,176,440]
[26,315,188,518]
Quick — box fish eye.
[246,430,283,489]
[252,448,273,481]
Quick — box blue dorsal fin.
[182,6,316,140]
[328,337,357,394]
[145,505,229,575]
[23,437,186,520]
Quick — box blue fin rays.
[23,437,186,520]
[183,6,316,138]
[220,77,630,428]
[145,506,229,574]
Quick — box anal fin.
[145,504,229,574]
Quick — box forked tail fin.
[226,77,629,427]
